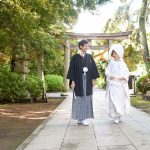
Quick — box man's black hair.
[78,39,88,49]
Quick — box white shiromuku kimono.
[105,45,130,118]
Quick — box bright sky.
[72,0,142,33]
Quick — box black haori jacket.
[67,53,100,96]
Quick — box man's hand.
[71,81,75,90]
[110,76,115,80]
[92,80,95,87]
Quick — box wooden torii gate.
[63,31,132,92]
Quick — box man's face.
[80,44,88,53]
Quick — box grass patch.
[131,96,150,114]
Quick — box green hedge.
[0,63,43,102]
[136,74,150,94]
[0,65,27,102]
[45,74,64,92]
[25,75,43,98]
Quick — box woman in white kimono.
[105,44,130,124]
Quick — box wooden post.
[108,40,113,60]
[63,40,70,92]
[87,39,92,47]
[87,39,92,54]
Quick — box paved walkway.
[17,89,150,150]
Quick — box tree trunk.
[108,39,112,60]
[139,0,150,73]
[11,48,16,72]
[37,52,47,102]
[63,40,70,92]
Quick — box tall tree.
[0,0,111,57]
[139,0,150,73]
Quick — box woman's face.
[111,50,119,60]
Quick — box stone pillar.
[63,40,70,92]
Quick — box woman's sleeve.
[105,62,112,82]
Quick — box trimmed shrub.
[45,74,64,92]
[136,74,150,94]
[0,64,27,102]
[25,75,43,98]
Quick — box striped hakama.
[71,74,94,121]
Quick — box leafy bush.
[25,75,43,98]
[0,64,27,102]
[97,60,108,78]
[96,60,107,88]
[136,74,150,94]
[96,77,106,89]
[43,49,64,76]
[45,74,64,92]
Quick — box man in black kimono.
[67,39,99,125]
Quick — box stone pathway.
[17,89,150,150]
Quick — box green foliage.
[96,76,106,88]
[28,48,64,76]
[103,0,144,72]
[43,49,64,76]
[0,0,111,79]
[124,44,143,71]
[45,74,64,92]
[25,75,43,98]
[0,0,69,61]
[131,96,150,114]
[0,0,110,56]
[0,0,111,100]
[96,60,107,88]
[136,74,150,94]
[97,60,108,77]
[0,63,44,102]
[0,63,27,102]
[28,60,38,75]
[75,0,110,10]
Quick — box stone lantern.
[15,57,30,80]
